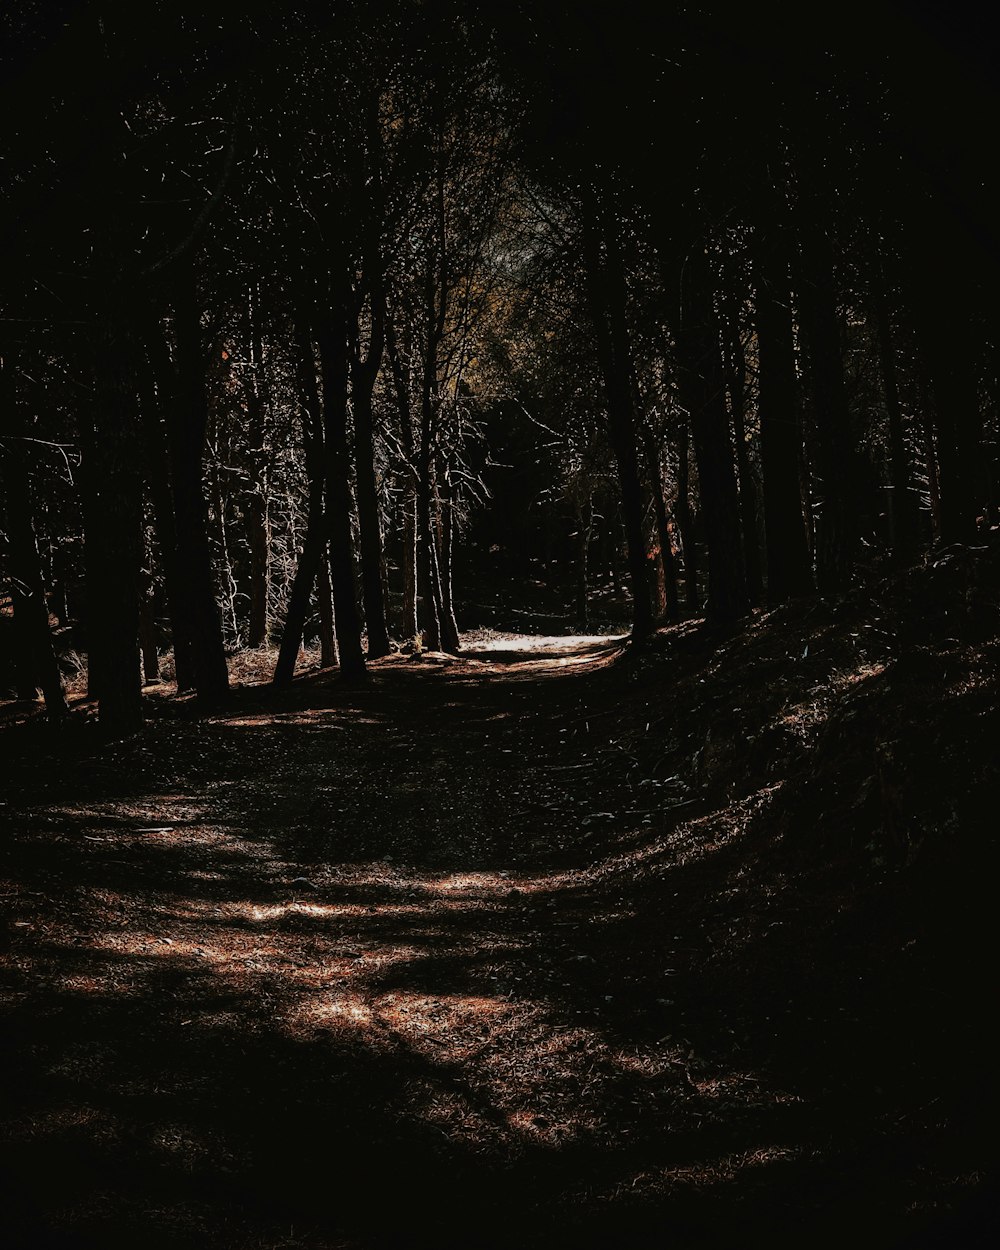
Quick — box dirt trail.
[1,631,994,1248]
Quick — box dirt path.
[1,633,992,1248]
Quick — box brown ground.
[1,555,998,1249]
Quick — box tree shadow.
[2,635,994,1248]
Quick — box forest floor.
[2,548,999,1249]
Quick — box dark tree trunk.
[316,555,338,668]
[919,373,943,543]
[168,258,230,702]
[581,188,653,639]
[676,245,748,626]
[137,345,193,690]
[316,299,367,679]
[574,494,593,627]
[246,488,269,646]
[675,421,699,612]
[755,232,814,601]
[76,411,102,701]
[89,284,144,738]
[208,433,239,644]
[350,293,391,658]
[795,212,859,591]
[245,285,270,648]
[385,316,419,643]
[921,307,983,544]
[417,245,446,651]
[138,591,159,682]
[138,556,160,683]
[273,519,327,685]
[401,493,418,643]
[416,451,444,651]
[871,283,919,561]
[0,433,68,719]
[274,325,329,685]
[721,295,764,604]
[644,433,680,622]
[435,467,461,652]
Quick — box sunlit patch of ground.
[2,611,995,1247]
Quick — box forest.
[1,2,997,1247]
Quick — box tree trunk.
[922,309,983,543]
[137,343,193,690]
[436,466,461,652]
[208,435,239,646]
[581,188,653,639]
[756,232,814,600]
[416,452,444,651]
[386,316,419,643]
[871,283,919,562]
[918,372,943,543]
[721,296,764,604]
[245,285,271,648]
[574,494,592,628]
[169,257,230,702]
[274,325,330,684]
[795,212,859,591]
[675,421,699,612]
[0,432,68,719]
[351,293,391,658]
[273,518,327,685]
[316,554,338,668]
[401,492,418,643]
[138,559,160,683]
[676,245,748,626]
[89,285,144,738]
[644,433,680,622]
[316,300,367,679]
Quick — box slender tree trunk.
[871,283,919,561]
[137,344,193,690]
[795,212,859,591]
[416,452,443,650]
[919,374,943,543]
[350,294,391,658]
[721,299,764,604]
[245,484,269,646]
[756,232,814,600]
[317,298,366,679]
[138,582,159,683]
[581,189,653,639]
[574,494,592,627]
[922,310,983,543]
[417,276,445,651]
[245,285,271,648]
[903,189,985,544]
[89,282,144,737]
[0,433,68,719]
[169,257,229,702]
[208,438,239,645]
[607,512,622,596]
[274,325,330,684]
[675,421,699,611]
[401,494,418,643]
[436,465,461,651]
[676,245,748,626]
[138,534,159,684]
[316,555,338,668]
[273,518,327,685]
[644,433,680,622]
[386,317,419,643]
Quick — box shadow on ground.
[2,628,996,1248]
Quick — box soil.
[1,551,998,1249]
